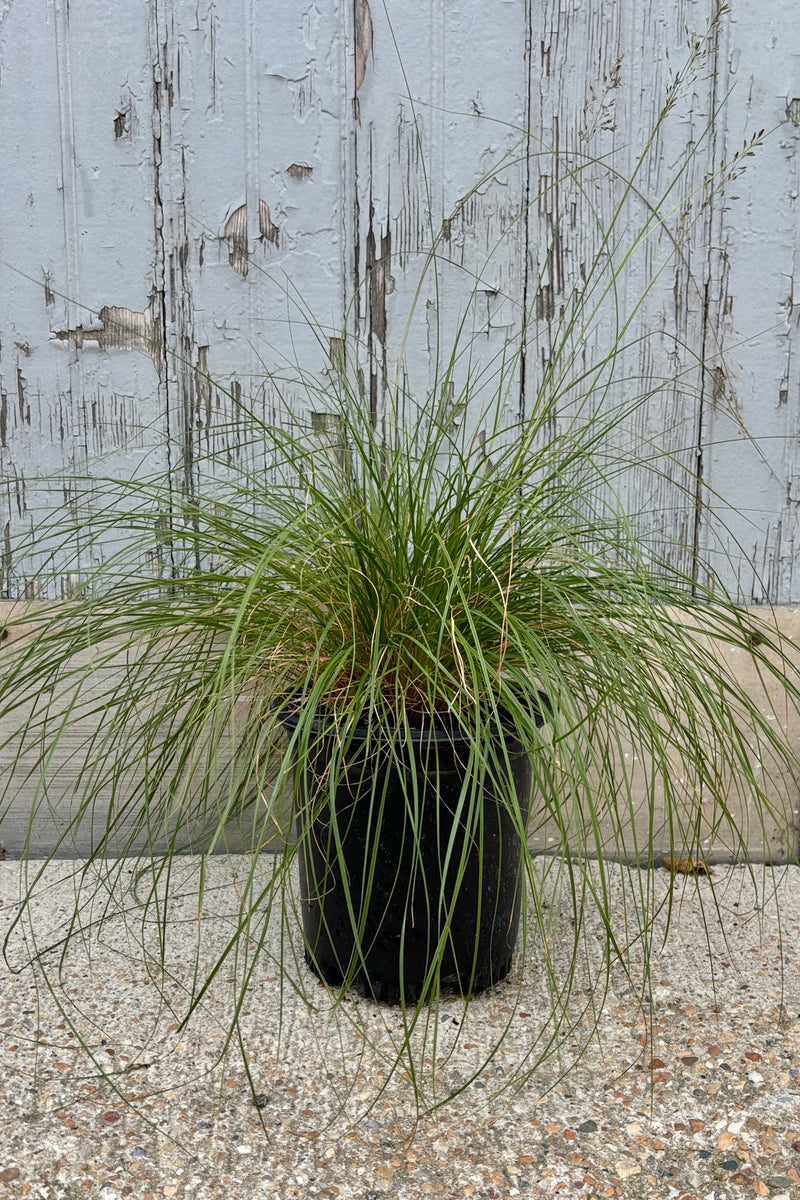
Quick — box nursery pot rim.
[279,699,544,747]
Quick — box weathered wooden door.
[1,0,798,601]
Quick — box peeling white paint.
[0,0,798,606]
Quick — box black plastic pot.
[289,713,533,1003]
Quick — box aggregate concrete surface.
[1,856,799,1200]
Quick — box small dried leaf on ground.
[663,857,714,876]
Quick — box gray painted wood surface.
[1,4,800,859]
[0,0,798,602]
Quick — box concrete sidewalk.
[1,856,799,1200]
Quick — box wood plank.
[0,0,168,597]
[0,603,285,858]
[697,0,800,602]
[350,0,530,444]
[149,0,350,495]
[0,600,796,861]
[523,0,720,581]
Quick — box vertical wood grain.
[1,1,799,602]
[351,0,530,446]
[0,0,166,596]
[697,2,800,602]
[523,0,722,581]
[150,0,349,494]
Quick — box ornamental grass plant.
[1,8,799,1118]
